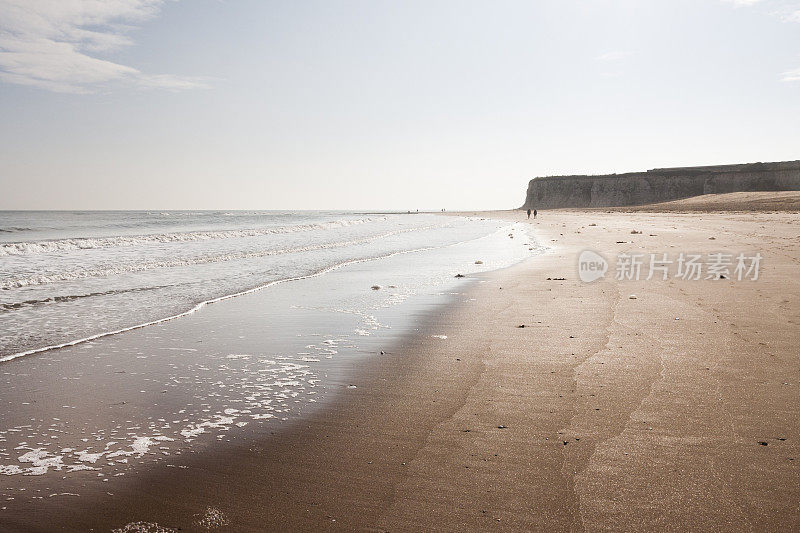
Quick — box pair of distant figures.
[527,209,537,219]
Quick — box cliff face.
[522,161,800,209]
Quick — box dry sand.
[618,190,800,212]
[22,204,799,532]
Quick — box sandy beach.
[2,2,798,530]
[8,198,794,532]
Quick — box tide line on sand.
[0,245,444,364]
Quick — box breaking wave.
[0,227,34,233]
[0,285,170,311]
[0,217,383,256]
[0,224,437,289]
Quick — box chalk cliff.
[521,161,800,209]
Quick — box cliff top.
[530,160,800,183]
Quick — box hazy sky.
[1,0,799,210]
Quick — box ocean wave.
[0,285,170,311]
[0,217,385,256]
[0,224,439,289]
[0,243,443,363]
[0,222,530,362]
[0,227,34,233]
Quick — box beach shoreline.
[4,206,799,531]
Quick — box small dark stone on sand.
[517,324,525,328]
[455,274,465,278]
[497,425,508,429]
[759,441,769,446]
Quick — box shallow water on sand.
[0,211,526,360]
[0,214,543,517]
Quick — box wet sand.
[7,206,800,531]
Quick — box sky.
[0,0,799,210]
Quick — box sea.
[0,210,541,499]
[0,210,540,360]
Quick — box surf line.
[0,246,439,363]
[1,221,531,363]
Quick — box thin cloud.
[596,51,633,62]
[779,4,800,82]
[782,67,800,81]
[0,0,207,93]
[723,0,763,5]
[721,0,800,83]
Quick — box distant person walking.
[527,209,531,219]
[533,209,537,219]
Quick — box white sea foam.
[0,465,23,475]
[112,521,177,533]
[0,217,383,256]
[17,448,64,475]
[131,436,173,457]
[75,450,104,463]
[194,507,230,529]
[66,464,96,472]
[0,239,444,363]
[0,434,181,478]
[1,224,439,290]
[180,415,236,440]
